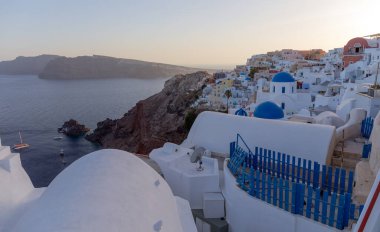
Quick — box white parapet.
[182,111,336,165]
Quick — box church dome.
[253,101,284,119]
[272,72,295,83]
[11,149,185,232]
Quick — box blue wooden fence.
[227,134,363,230]
[229,134,355,195]
[361,117,374,139]
[362,143,372,159]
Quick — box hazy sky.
[0,0,379,68]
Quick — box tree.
[224,89,232,113]
[184,109,198,132]
[248,67,258,79]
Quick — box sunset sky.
[1,0,379,68]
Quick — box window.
[282,87,285,93]
[273,86,275,92]
[281,103,285,109]
[292,86,294,93]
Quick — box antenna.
[190,147,205,171]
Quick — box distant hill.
[0,55,61,75]
[39,55,209,79]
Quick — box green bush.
[184,110,198,132]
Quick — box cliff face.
[0,55,61,75]
[39,55,207,79]
[86,71,211,154]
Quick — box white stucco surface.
[369,112,380,174]
[150,142,193,179]
[151,146,220,209]
[182,111,336,165]
[0,143,39,232]
[10,149,195,232]
[336,108,367,142]
[353,169,380,232]
[175,197,198,232]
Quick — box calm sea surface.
[0,75,167,187]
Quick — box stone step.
[333,150,362,160]
[332,156,359,169]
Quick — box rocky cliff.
[0,55,61,75]
[86,71,211,154]
[39,55,207,79]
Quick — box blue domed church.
[253,101,284,119]
[255,72,312,115]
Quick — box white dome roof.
[11,149,184,232]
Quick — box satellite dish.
[190,147,205,171]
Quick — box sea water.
[0,75,167,187]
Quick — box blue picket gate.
[361,117,374,139]
[362,143,372,158]
[232,162,363,230]
[228,134,363,230]
[230,134,355,195]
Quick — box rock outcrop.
[39,55,208,79]
[86,71,211,154]
[59,119,90,137]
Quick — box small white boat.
[53,136,63,140]
[13,131,29,150]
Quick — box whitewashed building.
[256,72,312,114]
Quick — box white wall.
[369,112,380,175]
[222,161,337,232]
[270,82,296,95]
[0,145,36,231]
[336,108,367,142]
[336,98,355,121]
[353,169,380,232]
[182,111,336,165]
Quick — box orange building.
[342,37,377,68]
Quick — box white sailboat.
[12,131,30,150]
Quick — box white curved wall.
[336,98,356,121]
[183,111,336,165]
[336,108,367,142]
[11,149,192,232]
